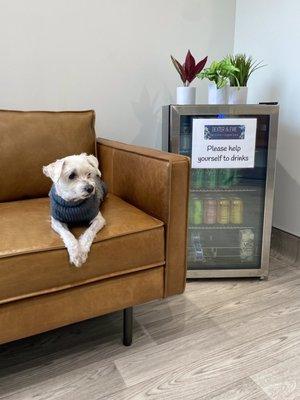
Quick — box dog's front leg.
[79,212,106,264]
[51,217,82,268]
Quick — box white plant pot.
[208,83,227,104]
[176,86,196,105]
[227,86,248,104]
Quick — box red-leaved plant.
[171,50,208,87]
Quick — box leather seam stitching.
[0,264,166,305]
[0,224,164,259]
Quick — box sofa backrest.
[0,110,96,202]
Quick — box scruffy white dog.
[43,153,107,267]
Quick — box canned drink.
[192,169,205,189]
[180,116,191,134]
[217,198,230,224]
[193,198,203,225]
[180,134,190,152]
[231,197,244,224]
[218,169,233,189]
[240,228,255,262]
[188,196,195,225]
[232,169,239,186]
[205,169,218,189]
[189,196,203,225]
[203,197,217,224]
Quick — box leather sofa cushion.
[0,110,96,202]
[0,194,165,304]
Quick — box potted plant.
[171,50,207,105]
[227,54,265,104]
[198,58,239,104]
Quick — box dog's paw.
[69,251,83,268]
[79,249,89,265]
[79,235,91,254]
[78,235,92,265]
[67,243,83,268]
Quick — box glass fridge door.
[179,114,270,270]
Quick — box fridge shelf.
[189,256,260,262]
[190,188,258,193]
[189,225,254,230]
[188,260,260,270]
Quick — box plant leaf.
[171,55,186,84]
[184,50,196,83]
[194,56,208,75]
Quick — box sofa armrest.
[97,138,190,297]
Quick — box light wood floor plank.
[187,276,300,324]
[251,356,300,400]
[218,297,300,341]
[115,323,300,388]
[201,377,270,400]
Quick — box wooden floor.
[0,257,299,399]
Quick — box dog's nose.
[85,184,94,194]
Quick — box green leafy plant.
[198,58,239,89]
[228,54,265,87]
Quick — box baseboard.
[271,227,300,266]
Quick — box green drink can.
[219,169,233,189]
[191,168,205,189]
[191,170,197,189]
[205,169,218,189]
[193,198,203,225]
[196,169,205,189]
[232,169,239,186]
[192,169,205,189]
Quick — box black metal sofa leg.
[123,307,133,346]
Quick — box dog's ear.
[86,154,101,177]
[43,159,65,183]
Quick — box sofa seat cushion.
[0,194,165,304]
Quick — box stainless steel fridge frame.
[162,104,279,279]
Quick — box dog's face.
[43,153,101,202]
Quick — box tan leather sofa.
[0,110,189,346]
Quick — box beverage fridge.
[162,105,279,278]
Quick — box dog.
[43,153,107,267]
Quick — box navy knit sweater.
[49,178,107,225]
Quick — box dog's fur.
[43,153,106,267]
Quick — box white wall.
[0,0,235,148]
[235,0,300,236]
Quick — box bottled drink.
[240,229,255,262]
[191,232,204,261]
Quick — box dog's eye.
[87,173,91,178]
[69,172,76,180]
